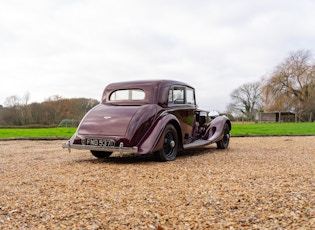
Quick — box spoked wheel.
[216,123,230,149]
[155,124,178,161]
[90,151,112,158]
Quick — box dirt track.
[0,136,314,229]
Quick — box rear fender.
[137,114,182,154]
[205,116,231,143]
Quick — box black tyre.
[90,151,112,158]
[216,123,230,149]
[155,124,178,162]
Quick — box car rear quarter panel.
[137,113,182,154]
[126,104,160,146]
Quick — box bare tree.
[227,81,263,121]
[3,92,32,125]
[4,95,21,108]
[3,95,23,125]
[21,91,31,125]
[262,50,315,121]
[22,91,30,105]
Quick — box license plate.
[86,139,115,147]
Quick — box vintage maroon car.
[62,80,231,161]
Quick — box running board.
[183,139,213,149]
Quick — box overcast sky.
[1,0,315,111]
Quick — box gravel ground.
[0,136,314,229]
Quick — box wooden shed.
[259,112,296,122]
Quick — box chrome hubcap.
[170,140,175,148]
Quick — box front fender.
[206,116,231,143]
[137,114,181,154]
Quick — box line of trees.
[227,50,315,122]
[0,94,99,126]
[1,49,314,126]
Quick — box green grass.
[0,127,76,139]
[231,122,315,136]
[0,122,314,139]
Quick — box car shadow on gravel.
[75,147,217,165]
[180,146,217,158]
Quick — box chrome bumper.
[62,141,138,155]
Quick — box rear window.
[109,89,145,101]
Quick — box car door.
[168,86,197,144]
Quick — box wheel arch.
[206,116,231,143]
[137,114,182,154]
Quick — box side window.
[169,87,185,104]
[186,87,195,105]
[168,86,195,105]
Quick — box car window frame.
[109,88,146,101]
[168,85,196,106]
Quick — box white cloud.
[1,0,315,111]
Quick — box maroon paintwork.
[62,80,231,161]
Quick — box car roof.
[105,79,192,89]
[102,79,194,106]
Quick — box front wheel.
[216,123,230,149]
[154,124,178,162]
[90,151,112,158]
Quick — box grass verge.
[231,122,315,136]
[0,127,76,139]
[0,122,314,139]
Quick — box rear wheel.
[90,151,112,158]
[216,123,230,149]
[155,124,178,162]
